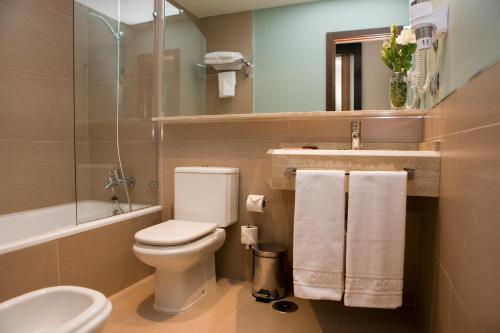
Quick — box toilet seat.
[135,220,219,246]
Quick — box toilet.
[133,166,239,313]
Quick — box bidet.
[0,286,112,333]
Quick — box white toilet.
[133,166,239,313]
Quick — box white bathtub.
[0,201,162,255]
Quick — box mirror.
[163,1,206,117]
[163,0,413,117]
[326,27,402,111]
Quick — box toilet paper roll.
[241,225,258,246]
[246,194,266,213]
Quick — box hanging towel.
[345,171,407,309]
[293,170,346,300]
[218,71,236,98]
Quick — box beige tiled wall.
[417,61,500,332]
[200,12,253,115]
[0,211,161,302]
[0,0,75,215]
[161,116,423,304]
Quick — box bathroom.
[0,0,499,332]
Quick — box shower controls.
[104,170,135,190]
[127,177,136,188]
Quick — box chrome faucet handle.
[351,121,361,150]
[351,121,360,132]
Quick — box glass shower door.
[74,0,158,224]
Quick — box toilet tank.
[174,167,239,227]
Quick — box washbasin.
[0,286,112,333]
[267,148,441,197]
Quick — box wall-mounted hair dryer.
[410,0,449,50]
[408,0,449,105]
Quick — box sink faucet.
[351,121,361,150]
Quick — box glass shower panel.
[74,0,158,224]
[163,1,206,116]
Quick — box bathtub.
[0,201,162,255]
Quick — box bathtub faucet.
[104,169,125,190]
[104,169,136,190]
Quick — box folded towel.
[345,171,407,309]
[293,170,346,300]
[205,58,243,65]
[204,51,243,60]
[218,71,236,98]
[212,63,244,71]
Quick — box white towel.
[293,170,346,300]
[218,71,236,98]
[204,51,243,65]
[204,51,242,60]
[345,171,407,309]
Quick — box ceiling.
[174,0,319,18]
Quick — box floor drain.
[272,300,299,313]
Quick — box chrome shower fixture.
[104,169,136,190]
[88,12,124,42]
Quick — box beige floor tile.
[322,303,419,333]
[102,276,419,333]
[218,297,329,333]
[104,277,252,333]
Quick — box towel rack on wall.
[196,58,254,78]
[284,167,415,178]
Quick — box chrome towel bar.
[284,167,415,178]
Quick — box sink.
[267,148,441,197]
[0,286,112,333]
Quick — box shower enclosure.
[0,0,206,251]
[74,0,206,223]
[74,0,159,223]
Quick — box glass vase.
[390,72,408,110]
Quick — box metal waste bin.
[252,243,287,301]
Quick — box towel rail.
[284,167,415,178]
[197,58,254,77]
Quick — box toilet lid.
[134,220,219,246]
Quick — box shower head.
[88,12,124,42]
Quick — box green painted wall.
[252,0,409,113]
[427,0,500,105]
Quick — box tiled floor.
[103,275,420,333]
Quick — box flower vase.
[390,72,407,109]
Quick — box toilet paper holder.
[262,198,269,208]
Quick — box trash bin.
[252,243,287,301]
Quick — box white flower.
[396,28,416,45]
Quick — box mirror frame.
[325,26,402,111]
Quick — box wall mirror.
[160,0,416,118]
[326,27,402,111]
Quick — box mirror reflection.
[163,0,415,116]
[327,28,398,111]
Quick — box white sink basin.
[269,149,440,158]
[0,286,112,333]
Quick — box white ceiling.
[175,0,319,18]
[77,0,182,25]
